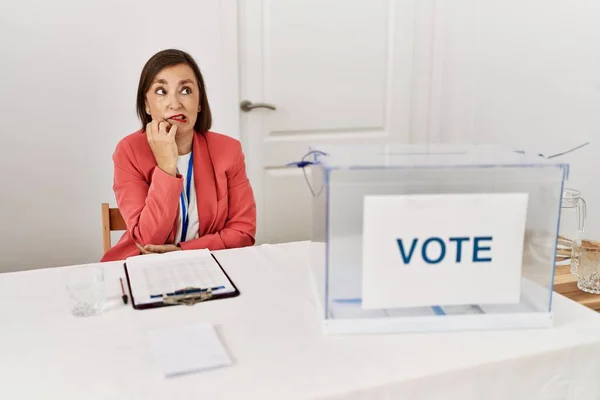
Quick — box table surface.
[553,265,600,311]
[3,242,600,400]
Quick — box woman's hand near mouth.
[146,119,178,176]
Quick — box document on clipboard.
[123,249,240,309]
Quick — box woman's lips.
[168,114,187,122]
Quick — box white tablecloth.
[2,241,600,399]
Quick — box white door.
[239,0,420,245]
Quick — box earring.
[145,108,150,114]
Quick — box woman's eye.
[181,87,191,95]
[155,88,166,95]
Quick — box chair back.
[101,203,126,253]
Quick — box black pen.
[119,277,129,304]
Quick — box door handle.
[240,100,277,112]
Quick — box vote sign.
[361,193,529,309]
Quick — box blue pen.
[150,285,225,299]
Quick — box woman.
[101,49,256,262]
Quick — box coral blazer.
[101,130,256,262]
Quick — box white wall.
[2,0,599,272]
[0,0,238,272]
[424,0,600,238]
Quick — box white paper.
[125,249,236,306]
[362,193,528,309]
[148,323,233,377]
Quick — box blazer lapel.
[193,132,218,237]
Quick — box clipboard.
[123,253,240,310]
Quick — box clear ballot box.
[307,144,569,334]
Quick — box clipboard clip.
[161,287,214,306]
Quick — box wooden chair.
[101,203,126,253]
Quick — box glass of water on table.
[66,266,106,316]
[576,240,600,294]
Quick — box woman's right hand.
[146,119,178,176]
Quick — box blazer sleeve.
[179,141,256,251]
[112,138,182,246]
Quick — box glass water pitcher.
[557,188,586,274]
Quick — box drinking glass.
[66,266,106,317]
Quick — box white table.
[2,241,600,400]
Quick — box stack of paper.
[148,322,233,377]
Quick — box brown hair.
[136,49,212,133]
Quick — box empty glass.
[66,266,106,317]
[577,240,600,294]
[557,188,586,275]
